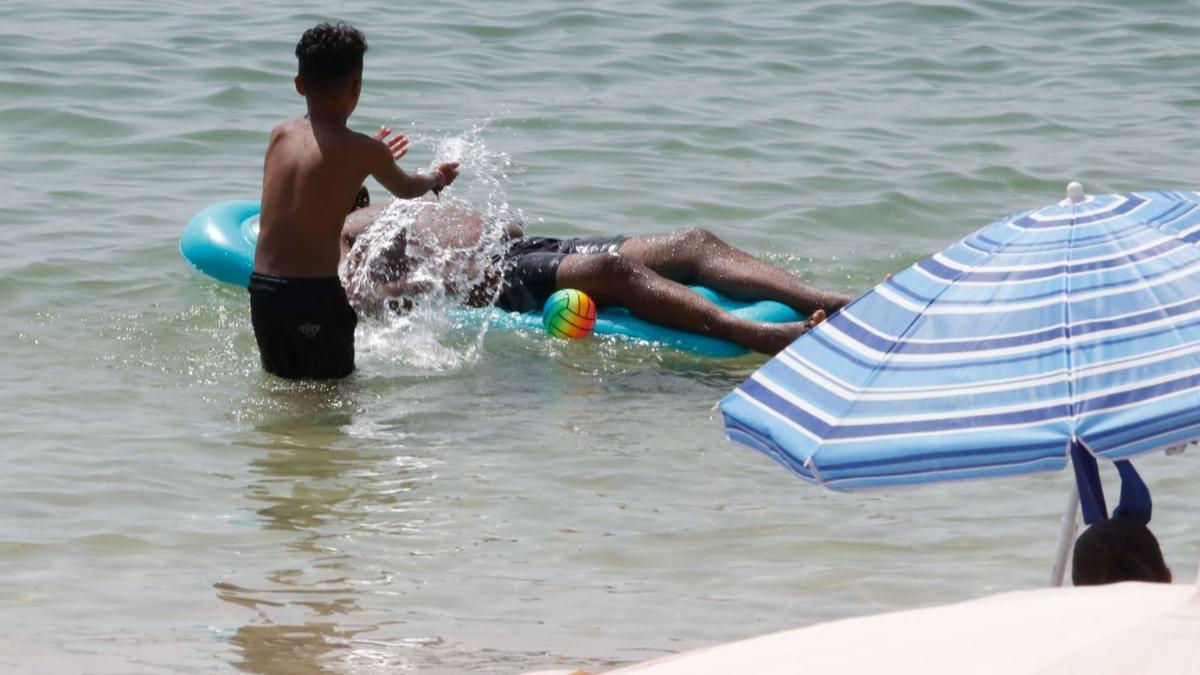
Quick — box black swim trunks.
[248,272,359,379]
[494,235,629,312]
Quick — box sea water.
[2,1,1200,672]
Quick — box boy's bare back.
[256,117,395,277]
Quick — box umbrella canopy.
[720,187,1200,491]
[524,581,1200,675]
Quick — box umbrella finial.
[1066,181,1086,204]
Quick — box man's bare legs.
[556,253,825,355]
[615,228,853,316]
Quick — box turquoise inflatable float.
[180,200,804,357]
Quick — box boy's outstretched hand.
[373,126,409,162]
[431,162,460,197]
[366,126,460,199]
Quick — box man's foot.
[823,292,855,313]
[756,309,826,355]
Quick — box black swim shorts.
[494,235,629,312]
[248,272,359,379]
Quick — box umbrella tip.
[1067,181,1086,204]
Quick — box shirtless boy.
[251,22,460,379]
[340,200,851,355]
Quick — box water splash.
[405,114,525,228]
[344,122,525,372]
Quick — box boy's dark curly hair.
[295,22,368,96]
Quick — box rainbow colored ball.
[542,289,597,339]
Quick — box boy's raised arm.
[367,128,459,200]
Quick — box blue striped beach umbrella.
[719,185,1200,494]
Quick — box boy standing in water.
[252,22,459,379]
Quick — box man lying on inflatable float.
[338,194,852,355]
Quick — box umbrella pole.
[1049,484,1080,587]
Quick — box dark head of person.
[294,22,368,99]
[1072,516,1172,586]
